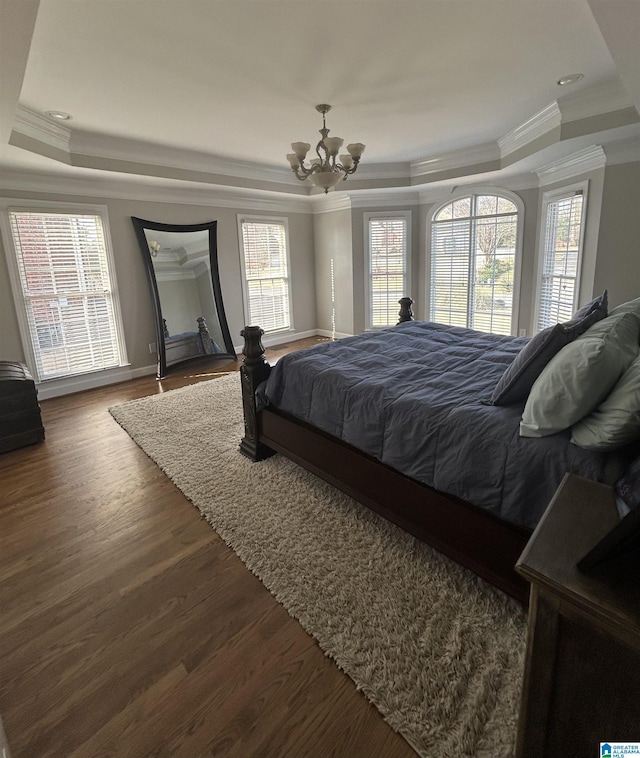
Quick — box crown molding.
[412,142,500,177]
[417,172,539,205]
[498,102,562,158]
[155,269,196,282]
[310,194,353,214]
[310,189,422,213]
[9,84,638,200]
[558,77,634,123]
[349,190,421,209]
[535,144,606,186]
[194,261,209,278]
[71,129,296,185]
[13,105,71,153]
[603,134,640,165]
[354,161,410,180]
[0,169,312,213]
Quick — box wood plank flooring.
[0,341,418,758]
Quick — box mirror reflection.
[132,218,235,378]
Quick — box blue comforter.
[259,321,622,529]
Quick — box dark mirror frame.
[132,217,236,379]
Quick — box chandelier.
[286,104,365,193]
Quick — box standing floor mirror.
[132,217,235,378]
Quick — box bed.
[239,297,639,603]
[164,316,223,366]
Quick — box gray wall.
[0,192,316,372]
[594,161,640,308]
[313,207,353,335]
[1,159,639,392]
[157,278,200,335]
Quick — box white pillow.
[571,355,640,450]
[520,312,639,438]
[610,296,640,322]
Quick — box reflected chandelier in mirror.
[131,217,235,378]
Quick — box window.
[239,217,292,333]
[535,186,586,331]
[430,192,520,335]
[3,206,127,382]
[365,212,410,329]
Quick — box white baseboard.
[316,329,353,339]
[36,329,353,399]
[36,364,156,400]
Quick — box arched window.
[429,191,521,335]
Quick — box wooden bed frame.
[239,299,531,604]
[164,316,217,366]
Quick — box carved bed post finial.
[197,316,215,355]
[397,297,415,324]
[239,326,275,461]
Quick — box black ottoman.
[0,362,45,454]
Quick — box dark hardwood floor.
[0,339,417,758]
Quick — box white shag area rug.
[109,373,526,758]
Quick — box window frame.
[237,214,294,334]
[364,210,412,330]
[533,181,589,333]
[426,187,524,336]
[0,199,128,383]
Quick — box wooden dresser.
[515,473,640,757]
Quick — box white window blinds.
[8,211,126,382]
[368,216,408,328]
[240,220,291,332]
[536,191,585,331]
[430,194,518,335]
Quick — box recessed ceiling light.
[45,110,72,120]
[557,74,584,86]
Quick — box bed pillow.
[571,354,640,451]
[609,296,640,324]
[570,289,608,322]
[490,292,608,406]
[519,311,640,437]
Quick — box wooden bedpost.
[397,297,414,324]
[197,316,215,355]
[239,326,275,461]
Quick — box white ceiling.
[1,0,639,198]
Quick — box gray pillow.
[520,312,640,437]
[571,354,640,451]
[491,292,608,406]
[571,290,608,321]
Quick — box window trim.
[426,186,524,335]
[0,199,129,383]
[364,210,412,330]
[533,180,589,333]
[237,214,294,334]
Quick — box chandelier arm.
[335,159,361,176]
[315,138,328,166]
[293,166,312,180]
